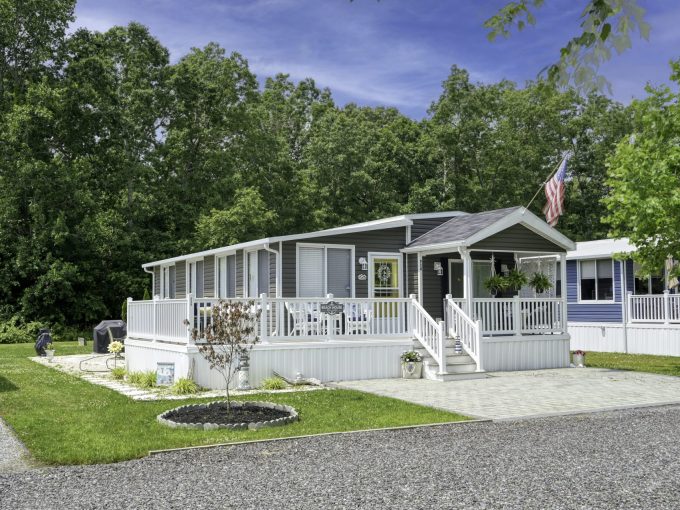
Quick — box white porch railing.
[126,294,413,345]
[628,291,680,324]
[470,296,565,336]
[409,294,446,374]
[445,295,481,369]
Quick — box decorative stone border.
[157,401,299,431]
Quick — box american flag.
[542,156,568,227]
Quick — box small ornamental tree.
[187,300,261,413]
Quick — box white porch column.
[560,253,567,332]
[460,249,473,315]
[417,253,423,304]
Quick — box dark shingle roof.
[407,206,523,248]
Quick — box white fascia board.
[464,208,576,251]
[142,239,270,268]
[142,211,467,268]
[401,241,465,254]
[566,238,635,260]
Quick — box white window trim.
[448,259,463,298]
[244,250,259,298]
[577,258,616,304]
[296,243,356,298]
[368,252,403,298]
[185,256,205,298]
[160,263,175,299]
[216,254,237,299]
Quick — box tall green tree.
[604,61,680,277]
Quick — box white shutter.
[218,257,227,298]
[298,246,325,297]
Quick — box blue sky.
[72,0,680,118]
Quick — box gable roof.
[402,206,575,252]
[142,211,466,268]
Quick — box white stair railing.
[445,295,482,371]
[409,294,446,374]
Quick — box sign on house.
[156,362,175,386]
[320,301,344,315]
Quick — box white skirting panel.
[481,334,570,372]
[569,322,680,356]
[125,338,412,390]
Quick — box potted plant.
[45,343,55,362]
[573,350,586,367]
[529,272,553,295]
[483,274,508,297]
[400,350,423,379]
[505,268,528,292]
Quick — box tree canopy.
[0,0,637,327]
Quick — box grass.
[0,342,468,466]
[583,351,680,377]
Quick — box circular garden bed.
[157,401,298,431]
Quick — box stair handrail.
[445,295,482,371]
[409,295,446,374]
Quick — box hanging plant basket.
[529,272,553,294]
[505,269,528,292]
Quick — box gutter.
[143,266,155,298]
[263,243,282,297]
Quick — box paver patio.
[337,368,680,419]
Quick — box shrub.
[143,288,151,301]
[110,367,126,380]
[121,300,127,322]
[127,371,156,388]
[261,377,287,390]
[0,317,48,344]
[171,378,199,395]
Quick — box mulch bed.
[164,401,291,425]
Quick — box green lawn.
[0,342,468,466]
[583,351,680,377]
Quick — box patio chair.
[345,302,372,336]
[285,301,322,336]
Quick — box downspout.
[621,259,628,353]
[263,243,281,297]
[143,266,154,298]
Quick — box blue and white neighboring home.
[567,238,680,356]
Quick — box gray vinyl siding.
[410,216,459,242]
[407,253,418,298]
[204,255,215,297]
[258,250,269,296]
[281,227,408,298]
[422,254,446,320]
[235,249,244,297]
[270,249,277,297]
[153,266,160,296]
[176,261,186,298]
[471,224,564,252]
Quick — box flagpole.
[525,155,566,211]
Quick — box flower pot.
[573,353,585,368]
[45,350,55,362]
[401,361,422,379]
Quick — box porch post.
[260,293,269,343]
[663,290,670,325]
[417,253,423,304]
[460,249,473,316]
[560,253,567,332]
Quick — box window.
[297,244,354,298]
[187,260,204,298]
[217,255,236,298]
[160,265,176,298]
[633,262,664,295]
[472,261,492,297]
[246,251,258,298]
[369,254,401,298]
[579,259,614,301]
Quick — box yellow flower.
[108,341,124,354]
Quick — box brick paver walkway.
[338,368,680,419]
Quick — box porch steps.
[412,339,486,382]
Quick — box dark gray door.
[449,260,464,298]
[327,248,352,297]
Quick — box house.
[567,238,680,356]
[125,206,575,389]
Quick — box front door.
[448,260,464,298]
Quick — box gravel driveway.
[1,405,679,509]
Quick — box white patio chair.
[344,302,372,336]
[285,302,322,336]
